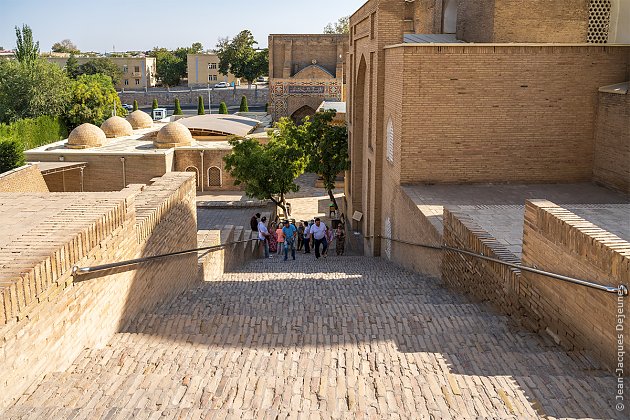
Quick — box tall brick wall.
[520,200,630,371]
[0,164,49,193]
[593,89,630,193]
[386,44,629,184]
[0,173,199,406]
[457,0,590,43]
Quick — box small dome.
[101,116,133,138]
[127,110,153,129]
[67,123,107,149]
[154,122,194,149]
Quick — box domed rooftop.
[66,123,107,149]
[127,110,153,129]
[101,116,133,138]
[154,122,194,149]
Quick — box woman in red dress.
[268,221,278,254]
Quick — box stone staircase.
[0,255,621,419]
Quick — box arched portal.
[208,166,222,187]
[185,166,200,189]
[290,105,316,125]
[350,55,367,230]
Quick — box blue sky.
[0,0,365,52]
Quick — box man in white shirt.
[310,218,328,259]
[257,216,270,258]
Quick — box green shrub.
[0,138,25,173]
[174,98,183,115]
[239,95,249,112]
[152,98,158,109]
[0,115,68,151]
[219,102,228,114]
[197,96,205,115]
[133,100,139,111]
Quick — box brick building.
[346,0,630,257]
[25,112,270,193]
[269,34,349,122]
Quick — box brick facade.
[0,173,199,406]
[174,149,240,192]
[269,34,348,121]
[593,87,630,193]
[0,164,49,193]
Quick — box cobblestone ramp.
[1,256,620,419]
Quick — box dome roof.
[154,122,194,149]
[67,123,107,149]
[127,110,153,129]
[101,116,133,138]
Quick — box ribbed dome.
[101,116,133,138]
[67,123,107,149]
[127,110,153,129]
[154,122,194,149]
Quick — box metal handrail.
[372,235,628,297]
[72,238,258,275]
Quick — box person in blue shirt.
[282,220,298,261]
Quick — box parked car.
[122,103,134,112]
[214,82,229,88]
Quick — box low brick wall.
[521,199,630,371]
[0,164,49,193]
[442,208,522,315]
[0,172,199,407]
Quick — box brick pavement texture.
[1,255,622,419]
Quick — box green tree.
[151,43,203,87]
[239,95,249,112]
[0,138,26,173]
[174,98,183,115]
[297,110,349,210]
[197,96,205,115]
[224,131,306,214]
[152,98,158,109]
[324,16,350,34]
[219,102,228,114]
[14,24,39,65]
[51,39,79,54]
[75,58,123,85]
[216,30,268,87]
[0,59,71,123]
[65,74,124,128]
[65,54,80,78]
[133,100,139,111]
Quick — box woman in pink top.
[276,225,285,255]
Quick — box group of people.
[250,213,346,261]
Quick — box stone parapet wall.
[442,208,522,315]
[0,164,49,193]
[520,199,630,371]
[593,89,630,193]
[0,172,199,407]
[118,88,268,108]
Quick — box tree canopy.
[224,121,307,214]
[52,39,79,54]
[323,16,350,34]
[71,58,123,85]
[298,110,349,210]
[14,24,39,65]
[0,58,71,124]
[65,74,124,128]
[216,30,268,86]
[150,43,203,87]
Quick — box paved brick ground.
[1,255,621,419]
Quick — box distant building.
[268,34,349,123]
[46,55,157,90]
[187,53,241,88]
[0,50,15,59]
